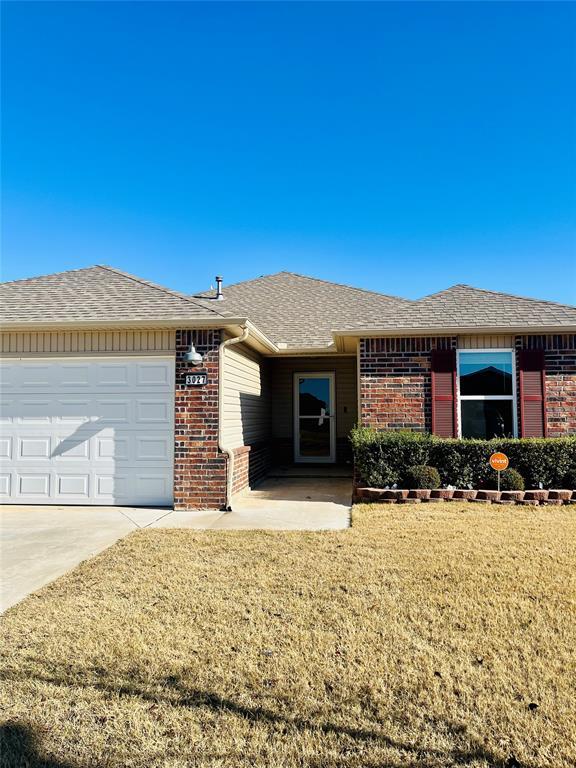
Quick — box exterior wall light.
[184,343,203,366]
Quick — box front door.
[294,373,336,463]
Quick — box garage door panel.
[19,437,51,459]
[18,473,50,496]
[0,357,174,506]
[2,396,172,425]
[95,473,129,498]
[135,436,172,461]
[0,474,10,495]
[58,399,92,422]
[0,399,13,422]
[96,363,131,388]
[136,400,171,423]
[134,474,171,501]
[57,474,90,497]
[11,431,173,465]
[95,435,129,460]
[52,436,91,460]
[4,359,174,395]
[96,399,131,423]
[18,365,55,389]
[136,362,172,388]
[0,364,16,390]
[60,364,91,388]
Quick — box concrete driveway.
[0,505,173,612]
[1,477,351,612]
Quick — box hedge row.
[350,427,576,489]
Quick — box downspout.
[218,325,250,511]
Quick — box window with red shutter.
[519,349,546,437]
[431,350,457,437]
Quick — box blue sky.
[2,1,575,303]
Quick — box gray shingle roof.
[335,284,576,334]
[3,266,574,342]
[197,271,410,348]
[0,265,235,325]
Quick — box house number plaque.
[185,373,208,386]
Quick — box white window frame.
[456,349,518,438]
[293,372,336,463]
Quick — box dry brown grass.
[1,503,575,768]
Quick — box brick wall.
[231,442,271,496]
[360,337,456,431]
[360,334,575,438]
[231,446,250,496]
[174,329,227,509]
[516,334,576,436]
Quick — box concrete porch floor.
[149,477,352,531]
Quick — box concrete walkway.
[1,478,351,611]
[151,477,352,531]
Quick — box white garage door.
[0,357,174,506]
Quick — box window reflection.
[299,378,330,416]
[459,352,513,396]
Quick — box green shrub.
[350,427,576,489]
[563,467,576,489]
[349,428,431,487]
[404,465,441,489]
[491,468,525,491]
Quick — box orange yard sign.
[490,452,509,472]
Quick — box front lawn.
[1,503,575,767]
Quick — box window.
[457,350,517,438]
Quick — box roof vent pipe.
[215,276,223,300]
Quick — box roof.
[196,271,410,348]
[334,284,576,335]
[2,266,574,345]
[0,265,240,327]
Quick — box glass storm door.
[294,373,336,463]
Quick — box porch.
[223,348,358,499]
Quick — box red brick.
[173,329,227,510]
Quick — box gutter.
[218,325,250,511]
[0,318,250,331]
[332,324,576,339]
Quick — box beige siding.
[0,330,176,355]
[223,343,270,448]
[458,335,514,349]
[270,356,357,439]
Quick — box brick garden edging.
[356,487,576,506]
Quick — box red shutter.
[519,349,546,437]
[431,349,457,437]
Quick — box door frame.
[293,372,336,463]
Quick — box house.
[1,266,574,509]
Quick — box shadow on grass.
[1,661,529,768]
[0,721,80,768]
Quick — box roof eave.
[242,320,279,353]
[0,317,251,331]
[0,316,281,354]
[332,324,576,339]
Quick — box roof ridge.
[420,282,576,309]
[95,265,232,318]
[217,270,412,303]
